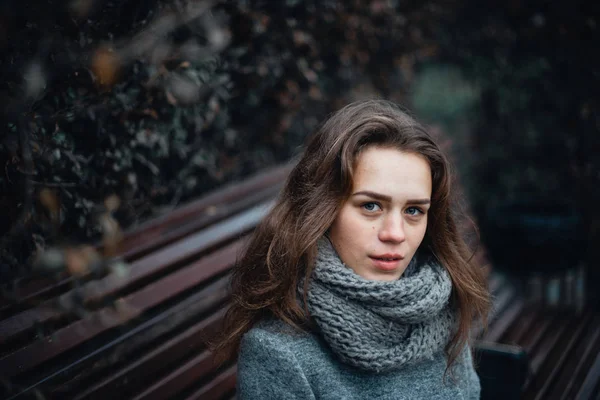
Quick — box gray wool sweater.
[237,319,480,400]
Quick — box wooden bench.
[1,160,600,399]
[475,271,600,399]
[0,163,292,399]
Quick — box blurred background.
[2,0,600,311]
[2,0,598,304]
[1,0,599,398]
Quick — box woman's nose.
[378,214,406,243]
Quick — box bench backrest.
[0,163,292,399]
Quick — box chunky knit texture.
[237,238,480,399]
[301,238,455,373]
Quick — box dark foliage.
[421,0,600,292]
[441,0,600,213]
[0,0,451,286]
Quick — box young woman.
[214,100,490,399]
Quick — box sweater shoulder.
[237,319,317,399]
[242,318,314,352]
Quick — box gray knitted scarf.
[301,238,455,373]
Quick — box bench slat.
[72,308,226,399]
[529,311,592,399]
[528,313,570,376]
[473,271,519,340]
[0,238,244,378]
[60,276,230,399]
[130,349,220,400]
[4,275,231,400]
[0,193,261,318]
[0,163,290,314]
[0,201,271,344]
[520,312,557,356]
[555,314,600,399]
[576,349,600,400]
[118,163,290,255]
[500,304,538,344]
[184,365,237,400]
[481,297,524,343]
[119,185,280,261]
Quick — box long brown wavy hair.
[212,99,490,371]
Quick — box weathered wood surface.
[478,272,600,399]
[0,163,291,400]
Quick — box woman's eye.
[406,207,423,216]
[362,202,381,212]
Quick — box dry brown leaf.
[92,47,121,87]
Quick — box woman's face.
[328,146,432,281]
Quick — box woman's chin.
[354,265,407,281]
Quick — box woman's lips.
[369,255,404,271]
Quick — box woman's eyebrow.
[352,190,391,202]
[352,191,431,205]
[407,199,431,205]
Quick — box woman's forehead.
[352,147,432,199]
